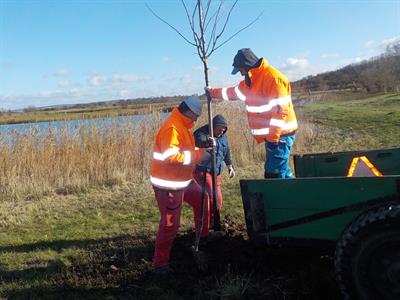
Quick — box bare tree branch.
[191,1,198,31]
[148,0,262,74]
[211,11,263,54]
[204,2,219,31]
[181,0,194,30]
[197,0,206,56]
[182,0,201,48]
[206,1,222,55]
[146,3,197,47]
[203,0,212,25]
[211,0,238,50]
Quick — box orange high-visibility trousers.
[194,171,223,232]
[153,180,209,268]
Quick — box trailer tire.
[334,205,400,300]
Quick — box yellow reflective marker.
[347,156,383,177]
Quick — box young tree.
[147,0,261,232]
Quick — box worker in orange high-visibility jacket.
[206,48,298,178]
[150,95,209,277]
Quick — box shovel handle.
[205,90,221,232]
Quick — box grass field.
[0,93,399,299]
[298,93,400,148]
[0,101,180,125]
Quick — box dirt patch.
[5,216,341,299]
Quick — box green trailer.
[240,147,400,300]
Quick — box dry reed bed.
[0,102,365,202]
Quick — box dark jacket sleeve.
[224,136,233,166]
[194,125,209,148]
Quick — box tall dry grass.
[0,113,163,202]
[0,102,370,202]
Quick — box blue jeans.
[264,135,295,178]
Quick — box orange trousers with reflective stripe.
[153,180,209,268]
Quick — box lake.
[0,113,166,141]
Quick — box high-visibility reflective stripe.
[360,156,382,176]
[234,86,246,101]
[282,120,298,130]
[150,176,192,189]
[246,96,291,113]
[221,88,229,100]
[250,119,297,136]
[347,157,359,177]
[347,156,383,177]
[153,147,180,161]
[251,128,269,135]
[183,150,191,165]
[270,119,298,130]
[270,118,285,128]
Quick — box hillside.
[293,43,400,93]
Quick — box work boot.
[207,230,225,242]
[152,265,175,281]
[199,237,208,248]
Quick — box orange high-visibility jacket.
[150,107,203,190]
[210,58,297,143]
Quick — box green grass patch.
[0,175,248,297]
[299,93,400,148]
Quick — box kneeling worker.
[194,114,235,240]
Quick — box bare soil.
[5,215,341,300]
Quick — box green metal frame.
[294,147,400,178]
[240,176,400,244]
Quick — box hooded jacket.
[210,58,298,143]
[150,107,203,190]
[194,115,232,175]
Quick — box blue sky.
[1,0,399,110]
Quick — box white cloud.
[111,73,151,84]
[354,57,364,63]
[57,80,70,88]
[0,71,156,109]
[380,36,400,51]
[69,88,81,96]
[88,75,106,86]
[57,80,82,89]
[53,68,71,77]
[363,36,400,54]
[119,90,130,97]
[88,73,151,87]
[279,57,340,81]
[365,40,376,48]
[161,57,170,63]
[179,74,192,85]
[281,58,309,71]
[0,88,103,110]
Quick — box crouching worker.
[150,95,209,277]
[194,114,235,241]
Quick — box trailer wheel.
[334,205,400,300]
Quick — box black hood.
[232,48,260,70]
[213,114,228,133]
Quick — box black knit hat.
[231,48,259,74]
[213,114,228,129]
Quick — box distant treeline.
[293,42,400,93]
[38,95,190,112]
